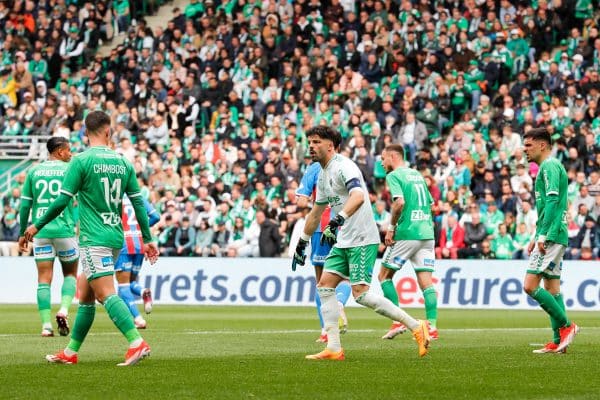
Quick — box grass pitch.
[0,305,599,400]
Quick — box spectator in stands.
[458,211,487,259]
[257,209,281,257]
[436,215,465,259]
[0,212,19,256]
[567,216,599,260]
[158,215,178,256]
[174,216,196,257]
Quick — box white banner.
[1,257,599,310]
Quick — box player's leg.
[33,239,56,336]
[47,275,95,364]
[88,247,150,365]
[335,281,351,333]
[544,277,567,348]
[36,261,54,336]
[56,238,79,336]
[306,247,345,360]
[414,240,438,339]
[524,244,577,353]
[311,232,329,342]
[351,244,429,357]
[115,252,146,328]
[130,254,152,314]
[379,242,410,339]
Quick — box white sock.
[58,307,68,316]
[318,287,341,352]
[64,348,77,356]
[356,292,419,331]
[129,338,143,348]
[43,323,52,330]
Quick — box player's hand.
[292,238,308,271]
[320,214,345,247]
[527,240,535,254]
[18,236,29,252]
[537,241,546,255]
[385,230,395,246]
[143,242,159,265]
[24,225,38,242]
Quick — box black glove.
[320,214,345,247]
[292,237,309,271]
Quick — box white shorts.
[80,246,120,281]
[527,242,565,279]
[33,237,79,263]
[381,240,435,272]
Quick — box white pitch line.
[1,327,598,338]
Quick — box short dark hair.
[523,127,552,145]
[85,110,111,136]
[384,144,405,160]
[47,136,69,154]
[305,126,342,149]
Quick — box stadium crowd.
[0,0,599,260]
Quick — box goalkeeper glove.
[320,214,345,247]
[292,237,309,271]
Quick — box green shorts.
[323,244,379,285]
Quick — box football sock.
[59,275,77,315]
[530,287,569,327]
[37,283,51,328]
[104,294,142,345]
[118,284,140,318]
[381,279,399,306]
[355,291,419,331]
[318,287,341,352]
[130,279,143,297]
[423,285,438,329]
[315,289,325,330]
[335,281,352,305]
[551,293,566,344]
[66,303,96,353]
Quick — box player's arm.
[384,174,404,246]
[143,198,160,227]
[125,167,158,263]
[18,173,34,250]
[291,200,327,271]
[536,164,560,253]
[25,161,82,241]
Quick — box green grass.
[1,305,599,400]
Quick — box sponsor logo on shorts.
[101,257,114,269]
[424,258,435,267]
[34,246,53,256]
[393,256,407,266]
[57,248,77,257]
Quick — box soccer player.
[24,111,159,366]
[18,137,78,337]
[292,126,429,360]
[115,194,160,329]
[522,127,579,354]
[295,161,352,343]
[379,144,438,340]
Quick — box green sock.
[104,295,142,343]
[60,276,77,313]
[423,286,438,329]
[37,283,51,326]
[531,287,569,328]
[550,293,566,344]
[381,279,399,306]
[67,303,96,352]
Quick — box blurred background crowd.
[0,0,599,260]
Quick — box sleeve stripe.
[128,192,142,198]
[60,189,74,197]
[20,196,33,200]
[546,191,559,196]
